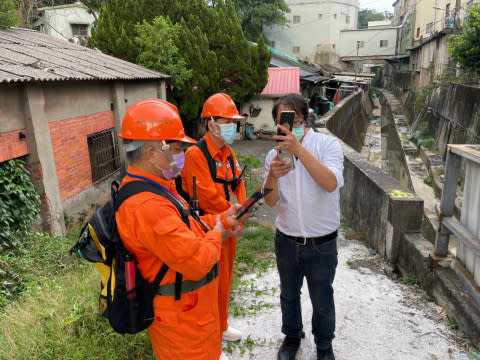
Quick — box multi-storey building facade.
[263,0,359,65]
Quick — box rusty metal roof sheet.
[0,28,169,84]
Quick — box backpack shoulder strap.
[196,138,217,181]
[113,180,191,300]
[115,181,190,227]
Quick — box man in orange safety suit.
[182,93,247,358]
[116,98,247,360]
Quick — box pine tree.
[88,0,161,62]
[210,0,270,102]
[136,16,193,91]
[89,0,270,126]
[0,0,19,29]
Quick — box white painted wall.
[339,28,397,57]
[263,0,359,60]
[38,4,96,43]
[241,97,278,133]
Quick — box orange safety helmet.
[200,93,245,120]
[119,99,196,143]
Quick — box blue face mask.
[292,126,304,141]
[218,123,237,144]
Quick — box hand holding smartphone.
[277,111,295,168]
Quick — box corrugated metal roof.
[261,67,300,95]
[0,28,169,84]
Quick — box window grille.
[426,22,433,35]
[71,24,88,36]
[293,15,300,23]
[87,129,120,183]
[380,40,388,47]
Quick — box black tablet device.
[235,187,273,219]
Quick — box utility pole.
[355,41,360,89]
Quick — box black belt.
[283,230,337,246]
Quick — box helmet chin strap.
[161,140,179,176]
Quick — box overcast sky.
[359,0,394,13]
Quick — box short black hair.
[272,93,309,126]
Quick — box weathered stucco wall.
[0,84,25,131]
[404,83,480,155]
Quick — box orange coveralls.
[116,165,222,360]
[182,133,247,333]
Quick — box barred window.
[380,40,388,47]
[71,24,88,36]
[293,15,301,23]
[87,129,120,182]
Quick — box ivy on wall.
[0,159,40,251]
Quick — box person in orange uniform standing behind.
[116,98,247,360]
[182,93,247,357]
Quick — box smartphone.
[276,111,295,167]
[277,111,295,137]
[235,187,273,219]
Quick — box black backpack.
[70,181,192,334]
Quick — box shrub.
[0,159,40,251]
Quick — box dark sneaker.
[277,336,301,360]
[317,345,335,360]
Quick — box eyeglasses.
[293,120,305,127]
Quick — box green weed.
[399,273,419,286]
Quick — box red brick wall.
[0,129,29,162]
[49,111,115,202]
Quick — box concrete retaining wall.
[339,139,424,262]
[321,90,369,152]
[317,90,424,262]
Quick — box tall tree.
[88,0,161,62]
[210,0,269,101]
[448,4,480,75]
[136,17,193,91]
[0,0,19,28]
[232,0,289,41]
[90,0,270,127]
[357,9,385,29]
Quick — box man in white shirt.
[264,93,344,360]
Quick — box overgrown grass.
[0,230,79,310]
[0,216,275,360]
[234,224,275,277]
[229,224,276,319]
[0,231,153,359]
[410,122,438,152]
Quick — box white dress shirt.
[265,128,344,237]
